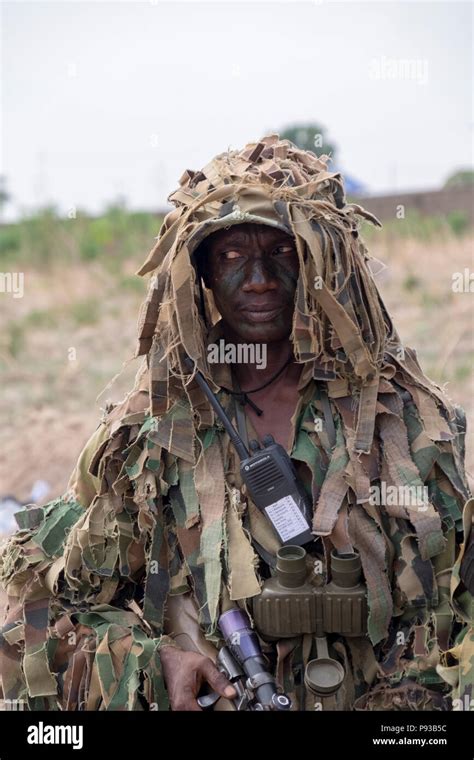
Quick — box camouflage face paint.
[205,223,299,344]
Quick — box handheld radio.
[185,357,314,546]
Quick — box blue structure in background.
[332,165,367,196]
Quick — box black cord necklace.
[224,355,293,416]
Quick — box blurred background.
[0,0,473,539]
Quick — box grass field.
[0,206,472,511]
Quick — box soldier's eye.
[274,245,295,255]
[222,250,243,260]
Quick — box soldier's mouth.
[240,305,282,323]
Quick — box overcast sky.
[1,0,472,220]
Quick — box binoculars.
[251,545,369,699]
[252,545,368,639]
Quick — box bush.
[0,226,21,254]
[446,210,469,237]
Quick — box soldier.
[0,135,472,711]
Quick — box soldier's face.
[201,223,299,343]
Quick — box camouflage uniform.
[0,135,472,711]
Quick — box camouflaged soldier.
[0,135,472,711]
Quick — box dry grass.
[0,259,147,503]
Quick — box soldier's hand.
[160,645,237,711]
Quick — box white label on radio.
[265,495,310,542]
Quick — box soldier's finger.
[199,658,237,699]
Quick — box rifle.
[197,608,291,711]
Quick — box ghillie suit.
[0,135,472,711]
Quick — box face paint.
[205,223,299,344]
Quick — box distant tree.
[444,169,474,189]
[279,123,337,161]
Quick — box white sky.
[1,0,473,219]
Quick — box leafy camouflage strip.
[436,498,474,706]
[311,418,349,536]
[66,609,170,711]
[353,681,449,711]
[193,431,226,629]
[348,505,393,645]
[0,497,177,709]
